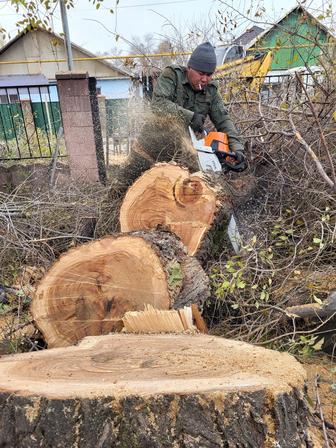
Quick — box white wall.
[96,78,142,99]
[0,29,125,80]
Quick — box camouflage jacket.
[151,64,244,152]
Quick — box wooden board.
[122,304,197,333]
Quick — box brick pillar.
[56,72,106,183]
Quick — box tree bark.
[0,333,310,448]
[31,230,209,348]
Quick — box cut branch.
[289,114,334,188]
[295,72,336,188]
[285,292,336,319]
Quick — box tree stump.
[0,334,309,448]
[120,163,233,255]
[31,230,209,348]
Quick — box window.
[215,45,245,65]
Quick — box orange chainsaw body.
[204,132,229,153]
[204,132,237,164]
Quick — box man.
[151,41,246,169]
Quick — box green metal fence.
[0,84,64,161]
[0,102,61,141]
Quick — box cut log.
[285,291,336,319]
[120,163,233,255]
[31,230,210,348]
[0,334,309,448]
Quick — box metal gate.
[0,84,65,161]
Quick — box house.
[0,27,136,100]
[0,27,142,141]
[233,25,264,47]
[215,26,265,65]
[247,5,334,74]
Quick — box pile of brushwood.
[209,65,336,354]
[0,64,335,359]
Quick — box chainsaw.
[189,127,246,173]
[189,127,243,253]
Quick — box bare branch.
[288,113,334,189]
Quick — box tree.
[0,24,7,47]
[127,33,157,72]
[125,15,220,76]
[97,45,125,70]
[2,0,116,35]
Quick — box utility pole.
[59,0,74,71]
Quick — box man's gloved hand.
[234,150,248,172]
[190,113,206,133]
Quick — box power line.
[117,0,199,8]
[0,51,192,66]
[74,0,200,12]
[0,42,333,66]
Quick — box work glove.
[233,150,248,172]
[190,113,206,133]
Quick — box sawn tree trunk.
[0,334,310,448]
[119,163,233,256]
[31,230,209,348]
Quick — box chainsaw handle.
[218,151,247,172]
[219,151,238,160]
[223,161,242,172]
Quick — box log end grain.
[0,334,310,448]
[120,163,219,255]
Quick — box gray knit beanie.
[188,42,217,73]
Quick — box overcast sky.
[0,0,332,54]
